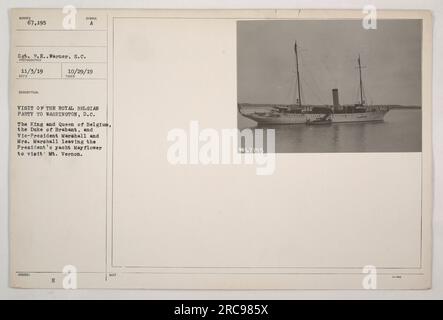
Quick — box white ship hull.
[306,110,389,124]
[242,112,306,125]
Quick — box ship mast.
[358,54,364,106]
[294,41,302,109]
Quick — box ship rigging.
[238,40,390,125]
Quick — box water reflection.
[239,109,421,153]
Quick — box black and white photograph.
[237,20,422,153]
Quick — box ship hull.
[241,113,306,125]
[306,110,388,124]
[240,107,389,125]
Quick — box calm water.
[238,109,421,153]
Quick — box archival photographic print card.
[9,9,432,289]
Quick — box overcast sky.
[237,20,422,106]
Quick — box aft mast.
[358,54,364,106]
[294,41,302,110]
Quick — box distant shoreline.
[389,105,421,110]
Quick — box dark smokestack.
[332,88,340,107]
